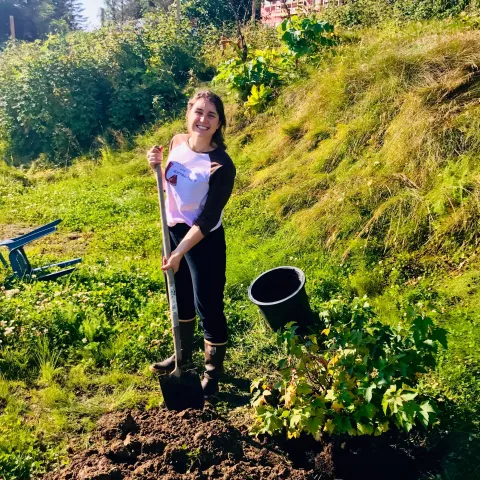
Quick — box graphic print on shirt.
[164,158,210,219]
[165,161,199,186]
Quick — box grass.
[0,18,479,480]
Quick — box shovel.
[154,163,204,411]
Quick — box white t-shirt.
[165,135,236,235]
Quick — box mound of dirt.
[46,407,316,480]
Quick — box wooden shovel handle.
[155,165,183,371]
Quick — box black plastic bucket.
[248,266,314,332]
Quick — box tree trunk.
[9,15,15,40]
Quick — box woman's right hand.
[147,145,164,170]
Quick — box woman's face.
[187,98,221,143]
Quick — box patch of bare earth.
[45,407,317,480]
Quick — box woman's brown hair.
[187,90,227,150]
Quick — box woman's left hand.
[162,250,183,274]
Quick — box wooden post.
[9,16,16,41]
[252,0,256,22]
[176,0,181,23]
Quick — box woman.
[146,90,236,398]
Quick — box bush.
[214,15,337,113]
[394,0,472,19]
[321,0,394,28]
[251,298,447,439]
[278,16,336,58]
[214,49,291,102]
[182,0,251,28]
[322,0,474,27]
[0,13,204,165]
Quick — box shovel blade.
[160,369,204,412]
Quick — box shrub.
[251,298,447,439]
[394,0,472,19]
[0,13,204,165]
[214,15,336,113]
[214,49,291,101]
[321,0,394,28]
[277,16,336,58]
[322,0,474,27]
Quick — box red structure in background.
[261,1,337,27]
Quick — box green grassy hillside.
[0,19,479,479]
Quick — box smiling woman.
[146,90,236,399]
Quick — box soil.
[45,406,315,480]
[45,403,443,480]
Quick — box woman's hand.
[147,145,163,170]
[162,250,183,274]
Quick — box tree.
[182,0,252,27]
[103,0,144,25]
[0,0,85,43]
[53,0,86,30]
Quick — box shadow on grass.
[207,374,251,409]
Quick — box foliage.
[277,16,336,58]
[214,48,293,101]
[322,0,477,27]
[321,0,394,28]
[0,417,63,479]
[245,84,273,114]
[0,0,85,43]
[214,15,336,113]
[103,0,142,25]
[0,12,204,164]
[251,299,447,439]
[394,0,472,19]
[182,0,252,27]
[0,268,169,377]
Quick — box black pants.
[168,223,228,345]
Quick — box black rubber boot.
[149,320,196,374]
[201,341,227,398]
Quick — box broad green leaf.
[305,416,323,435]
[324,419,335,434]
[382,397,389,415]
[297,383,313,395]
[406,306,416,320]
[357,422,374,435]
[432,327,448,349]
[359,403,378,419]
[290,410,303,428]
[418,401,436,427]
[365,383,376,402]
[400,392,417,402]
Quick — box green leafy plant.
[213,49,293,101]
[394,0,471,20]
[245,84,273,114]
[0,12,205,165]
[251,298,447,439]
[277,16,336,58]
